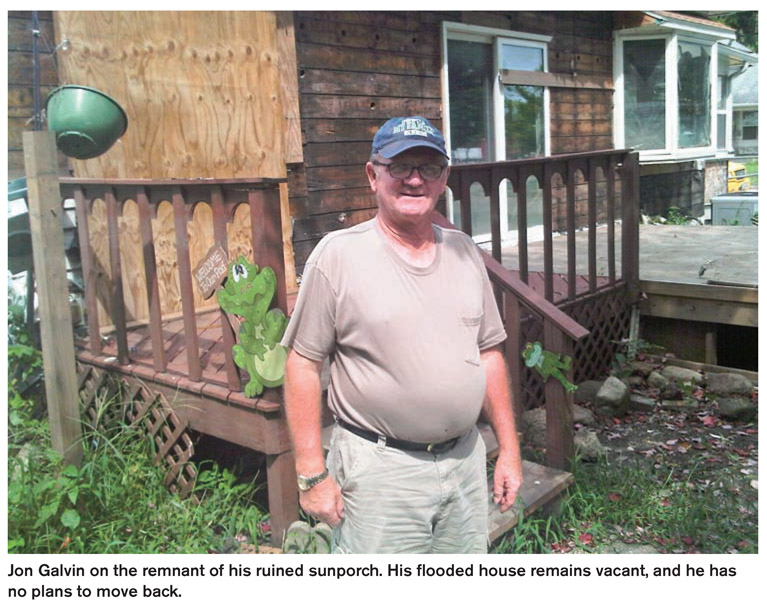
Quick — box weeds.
[492,453,758,554]
[8,384,269,554]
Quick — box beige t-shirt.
[281,218,506,443]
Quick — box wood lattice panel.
[77,364,197,498]
[561,285,632,384]
[511,285,632,411]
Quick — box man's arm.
[283,348,344,526]
[480,345,523,513]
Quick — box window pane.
[718,74,729,110]
[743,111,758,127]
[504,85,544,159]
[743,126,758,140]
[678,42,711,148]
[717,114,727,148]
[447,39,494,164]
[502,44,543,71]
[623,39,666,150]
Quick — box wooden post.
[23,131,83,466]
[543,321,574,471]
[621,152,641,302]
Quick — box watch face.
[298,470,327,491]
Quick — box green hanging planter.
[46,85,128,159]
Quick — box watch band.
[297,468,328,491]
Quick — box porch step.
[320,423,573,543]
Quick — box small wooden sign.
[193,243,229,299]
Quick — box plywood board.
[53,11,285,179]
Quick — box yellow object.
[728,162,748,192]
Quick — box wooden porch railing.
[60,178,287,391]
[445,149,641,304]
[432,211,588,470]
[436,148,641,470]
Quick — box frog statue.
[522,341,578,393]
[217,256,289,397]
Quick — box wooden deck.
[69,150,640,548]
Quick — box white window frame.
[441,21,551,243]
[716,49,733,155]
[614,27,730,163]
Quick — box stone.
[629,360,657,377]
[598,542,660,555]
[716,397,757,422]
[574,430,606,461]
[647,371,669,390]
[282,521,331,554]
[573,404,596,426]
[282,521,313,553]
[659,399,699,411]
[660,382,683,400]
[629,394,656,412]
[594,376,630,417]
[574,380,603,404]
[521,407,547,448]
[312,523,332,554]
[661,365,703,385]
[707,373,754,396]
[627,375,645,389]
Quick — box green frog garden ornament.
[217,256,288,397]
[522,341,578,393]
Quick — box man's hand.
[480,346,523,513]
[492,451,523,512]
[299,476,345,527]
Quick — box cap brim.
[377,139,449,160]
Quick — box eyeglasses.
[372,161,447,181]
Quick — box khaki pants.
[327,423,488,554]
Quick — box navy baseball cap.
[371,116,449,160]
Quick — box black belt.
[337,418,462,455]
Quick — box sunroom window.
[678,41,711,148]
[615,29,724,159]
[623,39,667,151]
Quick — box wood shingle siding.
[291,11,616,274]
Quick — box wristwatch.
[297,468,329,491]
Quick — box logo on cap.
[371,116,448,160]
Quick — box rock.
[282,521,331,554]
[312,523,332,554]
[716,397,757,422]
[598,542,660,555]
[575,380,603,404]
[661,366,703,385]
[659,399,699,411]
[521,407,547,447]
[627,375,645,389]
[660,382,683,400]
[574,430,606,461]
[629,394,656,412]
[282,521,313,553]
[573,404,596,426]
[594,376,630,417]
[629,360,656,377]
[707,373,754,396]
[647,371,669,389]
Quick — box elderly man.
[281,116,522,553]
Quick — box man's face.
[366,148,449,229]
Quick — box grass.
[492,452,758,554]
[744,159,758,188]
[8,364,270,554]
